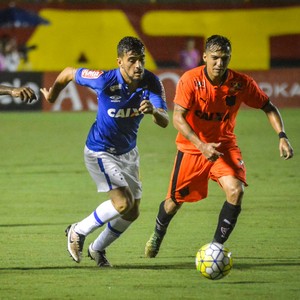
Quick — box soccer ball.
[195,242,233,280]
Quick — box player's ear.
[117,57,122,67]
[203,53,207,63]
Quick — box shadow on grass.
[0,223,67,228]
[0,263,192,271]
[1,259,299,272]
[0,266,96,271]
[233,257,300,270]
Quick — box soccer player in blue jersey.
[40,36,169,267]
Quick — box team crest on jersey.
[81,69,103,79]
[229,81,242,93]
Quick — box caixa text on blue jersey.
[107,107,142,118]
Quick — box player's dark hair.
[117,36,145,57]
[205,35,231,52]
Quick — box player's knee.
[226,184,244,205]
[113,197,134,214]
[126,207,140,221]
[122,201,140,221]
[165,198,181,214]
[110,187,135,214]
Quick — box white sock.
[92,217,132,251]
[75,200,121,236]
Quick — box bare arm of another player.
[0,84,37,103]
[173,103,223,161]
[40,67,76,103]
[261,101,294,160]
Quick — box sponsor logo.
[195,80,205,89]
[238,158,244,166]
[81,69,103,79]
[106,147,117,154]
[110,95,122,102]
[195,110,230,122]
[221,227,229,238]
[107,108,140,118]
[259,82,300,98]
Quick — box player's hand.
[11,87,37,103]
[279,138,294,160]
[40,87,53,103]
[199,142,224,162]
[139,99,154,114]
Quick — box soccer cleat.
[87,243,112,267]
[65,224,86,263]
[145,232,164,258]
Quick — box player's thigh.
[167,151,212,203]
[210,146,246,205]
[119,147,142,200]
[84,146,142,200]
[84,146,128,192]
[210,146,247,185]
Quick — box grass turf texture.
[0,109,299,300]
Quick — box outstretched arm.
[0,85,37,103]
[261,101,294,160]
[40,67,76,103]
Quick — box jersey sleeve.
[75,68,105,89]
[148,75,168,111]
[173,72,195,109]
[242,75,269,109]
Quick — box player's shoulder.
[142,69,162,87]
[143,69,160,81]
[228,68,254,83]
[181,65,205,80]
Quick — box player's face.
[118,50,145,83]
[203,46,231,83]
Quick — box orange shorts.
[166,146,247,203]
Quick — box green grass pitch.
[0,109,299,299]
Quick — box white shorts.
[84,145,142,199]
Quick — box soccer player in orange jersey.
[145,35,294,258]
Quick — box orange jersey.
[174,66,269,154]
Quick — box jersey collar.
[204,66,228,87]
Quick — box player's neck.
[210,76,223,86]
[126,81,139,93]
[205,68,228,86]
[120,69,139,92]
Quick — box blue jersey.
[75,68,168,155]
